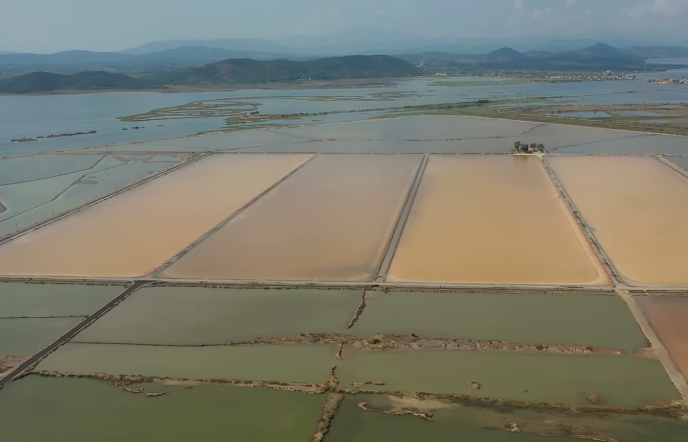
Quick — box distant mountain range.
[0,55,418,94]
[398,43,659,71]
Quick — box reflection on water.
[636,296,688,380]
[0,376,324,442]
[163,155,421,281]
[77,287,362,344]
[0,154,312,277]
[353,291,646,352]
[549,156,688,286]
[388,155,606,285]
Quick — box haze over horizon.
[3,0,688,54]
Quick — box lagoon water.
[353,291,646,352]
[4,74,688,157]
[0,376,324,442]
[0,283,122,317]
[37,343,337,383]
[77,287,362,344]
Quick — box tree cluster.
[513,141,544,153]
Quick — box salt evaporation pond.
[162,155,421,281]
[0,376,324,442]
[77,287,362,344]
[37,343,337,384]
[668,156,688,171]
[548,156,688,286]
[0,318,82,356]
[353,291,646,352]
[327,395,688,442]
[0,154,312,277]
[0,283,122,317]
[0,154,181,237]
[387,155,609,285]
[337,350,678,407]
[636,295,688,380]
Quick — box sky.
[3,0,688,53]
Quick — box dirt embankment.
[0,200,6,214]
[312,393,344,442]
[210,333,625,357]
[34,371,327,394]
[0,356,29,380]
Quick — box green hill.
[0,55,418,93]
[0,71,148,93]
[147,55,418,85]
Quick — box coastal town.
[648,78,688,85]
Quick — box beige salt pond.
[387,155,609,285]
[0,154,312,278]
[635,296,688,380]
[161,154,421,281]
[548,156,688,286]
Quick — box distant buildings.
[648,78,688,85]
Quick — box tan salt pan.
[387,155,608,285]
[0,154,312,277]
[636,296,688,380]
[161,154,421,281]
[549,156,688,286]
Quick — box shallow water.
[0,318,82,356]
[328,395,688,442]
[37,343,337,383]
[77,287,362,344]
[353,291,646,352]
[387,155,606,285]
[0,154,100,185]
[337,350,678,407]
[0,154,312,277]
[552,111,611,118]
[0,156,177,237]
[0,283,122,317]
[163,155,421,281]
[548,156,688,286]
[668,156,688,171]
[636,296,688,380]
[0,376,324,442]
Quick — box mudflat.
[549,156,688,286]
[0,154,312,278]
[162,155,421,281]
[387,155,607,285]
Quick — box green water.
[77,287,361,344]
[0,376,324,442]
[327,396,688,442]
[0,283,122,317]
[353,291,647,352]
[0,154,100,186]
[0,318,82,356]
[337,350,679,407]
[37,343,337,383]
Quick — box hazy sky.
[3,0,688,53]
